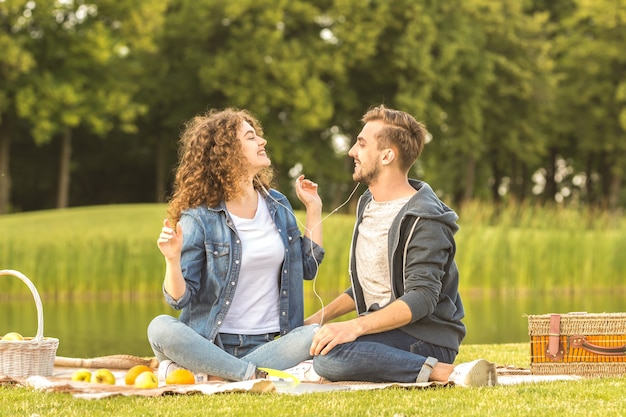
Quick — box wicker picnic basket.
[528,312,626,377]
[0,269,59,377]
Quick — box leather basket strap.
[546,314,564,361]
[570,335,626,356]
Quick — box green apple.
[71,368,92,382]
[134,370,158,389]
[2,332,24,341]
[92,368,116,385]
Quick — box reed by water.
[2,201,625,299]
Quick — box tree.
[405,0,494,205]
[3,0,626,212]
[0,1,35,213]
[14,0,156,208]
[467,0,552,205]
[551,0,626,209]
[145,0,342,205]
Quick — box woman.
[147,108,324,381]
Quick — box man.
[305,105,497,387]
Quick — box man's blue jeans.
[148,314,318,381]
[312,329,457,382]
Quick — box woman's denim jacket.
[163,189,324,344]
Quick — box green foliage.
[12,0,153,143]
[0,205,166,296]
[0,6,34,118]
[456,200,626,291]
[549,0,626,204]
[2,0,626,211]
[1,203,625,299]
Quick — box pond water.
[1,292,623,358]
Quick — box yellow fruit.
[165,368,195,385]
[125,365,153,385]
[134,370,158,389]
[71,369,92,382]
[92,368,116,385]
[2,332,24,341]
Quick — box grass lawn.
[3,343,626,417]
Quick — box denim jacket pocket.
[205,242,230,280]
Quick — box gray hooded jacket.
[345,179,466,351]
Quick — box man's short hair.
[361,105,428,171]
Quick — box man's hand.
[309,299,414,356]
[310,320,363,356]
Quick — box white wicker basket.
[0,269,59,377]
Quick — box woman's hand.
[295,174,322,212]
[295,175,323,246]
[158,219,187,300]
[157,218,183,261]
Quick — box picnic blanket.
[0,355,580,399]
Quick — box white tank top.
[220,193,284,334]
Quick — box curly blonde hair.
[167,108,274,222]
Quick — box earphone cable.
[261,181,361,326]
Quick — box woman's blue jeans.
[147,314,318,381]
[312,329,457,383]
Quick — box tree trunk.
[155,139,168,203]
[462,155,476,204]
[606,151,623,211]
[510,156,520,201]
[56,128,72,209]
[519,163,529,203]
[585,154,594,205]
[599,151,611,210]
[490,157,502,204]
[545,148,557,204]
[0,123,11,214]
[607,172,622,211]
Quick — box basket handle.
[570,335,626,356]
[1,269,45,342]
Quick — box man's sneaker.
[448,359,498,387]
[157,359,210,383]
[282,360,321,382]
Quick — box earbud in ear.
[381,150,394,165]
